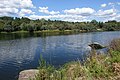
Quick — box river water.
[0,31,120,80]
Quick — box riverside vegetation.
[33,39,120,80]
[0,16,120,33]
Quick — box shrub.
[109,39,120,51]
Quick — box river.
[0,31,120,80]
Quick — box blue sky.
[0,0,120,22]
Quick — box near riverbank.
[19,38,120,80]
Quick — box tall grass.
[109,38,120,51]
[34,39,120,80]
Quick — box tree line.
[0,16,120,33]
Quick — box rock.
[18,69,39,80]
[88,42,105,49]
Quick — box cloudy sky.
[0,0,120,22]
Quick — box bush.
[108,51,120,63]
[109,39,120,51]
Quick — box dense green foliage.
[0,16,120,33]
[33,39,120,80]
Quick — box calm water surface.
[0,31,120,80]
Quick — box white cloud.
[30,7,120,22]
[115,14,120,21]
[0,8,19,16]
[39,7,60,15]
[0,0,19,8]
[96,9,116,18]
[117,2,120,5]
[39,7,49,14]
[101,4,107,8]
[0,0,120,22]
[19,9,35,17]
[0,0,35,16]
[108,2,114,6]
[49,11,60,15]
[20,0,35,9]
[63,7,95,16]
[0,0,35,8]
[29,14,87,22]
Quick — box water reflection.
[0,31,120,80]
[0,31,79,41]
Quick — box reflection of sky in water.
[0,38,36,64]
[0,32,120,66]
[0,31,120,80]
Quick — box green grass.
[0,30,77,34]
[1,29,104,34]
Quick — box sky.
[0,0,120,22]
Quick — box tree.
[90,20,98,28]
[91,20,98,25]
[0,16,120,32]
[19,22,27,31]
[98,22,103,28]
[3,21,14,32]
[0,20,5,32]
[26,24,34,32]
[12,21,21,31]
[0,16,14,21]
[20,17,30,23]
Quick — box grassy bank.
[34,39,120,80]
[0,30,75,34]
[0,29,103,34]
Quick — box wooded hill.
[0,16,120,32]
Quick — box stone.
[89,42,105,49]
[18,69,39,80]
